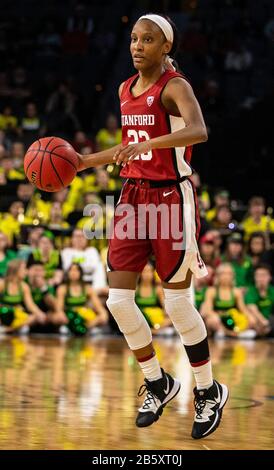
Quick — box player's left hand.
[113,141,152,166]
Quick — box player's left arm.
[114,77,208,165]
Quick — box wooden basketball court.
[0,335,273,450]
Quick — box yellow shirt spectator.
[96,114,122,151]
[242,215,274,240]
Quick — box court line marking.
[202,444,211,450]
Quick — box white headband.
[137,14,174,44]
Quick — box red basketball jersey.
[120,69,193,181]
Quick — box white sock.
[192,361,213,390]
[138,354,162,382]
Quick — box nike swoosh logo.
[163,378,170,395]
[214,384,221,404]
[121,100,128,107]
[163,190,175,197]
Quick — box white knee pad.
[106,288,152,350]
[164,287,207,346]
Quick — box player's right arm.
[77,82,125,172]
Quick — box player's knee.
[164,287,207,344]
[106,288,142,335]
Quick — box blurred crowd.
[0,0,274,339]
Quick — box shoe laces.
[194,388,216,420]
[138,384,158,410]
[194,394,207,419]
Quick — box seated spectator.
[135,263,173,334]
[71,130,95,154]
[0,231,17,277]
[0,156,25,181]
[17,227,44,260]
[241,196,274,241]
[48,201,70,230]
[19,102,44,147]
[16,183,35,209]
[9,141,26,178]
[206,189,230,222]
[0,201,25,243]
[0,105,18,136]
[245,264,274,337]
[61,228,107,293]
[27,261,67,330]
[0,259,46,333]
[199,232,221,269]
[96,114,122,151]
[206,229,223,258]
[211,205,234,233]
[27,232,63,286]
[201,263,256,337]
[247,232,268,272]
[222,232,253,288]
[56,263,108,336]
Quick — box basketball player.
[77,14,228,439]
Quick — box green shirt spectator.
[245,286,274,319]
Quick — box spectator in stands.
[96,114,122,151]
[16,183,35,209]
[0,201,24,243]
[17,226,44,260]
[48,201,70,230]
[245,264,274,337]
[199,232,221,269]
[27,261,67,329]
[61,228,107,294]
[201,263,256,337]
[0,129,12,151]
[135,263,173,334]
[222,232,253,288]
[0,231,17,277]
[247,232,269,271]
[19,102,44,147]
[71,130,95,154]
[242,196,274,241]
[0,259,46,333]
[27,232,63,286]
[56,263,108,336]
[0,155,25,181]
[211,205,234,233]
[206,229,223,259]
[206,189,230,222]
[10,141,25,171]
[0,105,18,136]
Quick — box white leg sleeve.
[106,288,152,350]
[163,288,207,346]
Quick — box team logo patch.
[147,96,154,107]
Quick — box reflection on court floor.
[0,336,273,449]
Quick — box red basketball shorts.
[107,178,208,282]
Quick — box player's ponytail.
[162,15,180,72]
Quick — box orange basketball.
[24,136,79,192]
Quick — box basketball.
[24,136,79,192]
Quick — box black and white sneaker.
[191,380,229,439]
[136,368,181,428]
